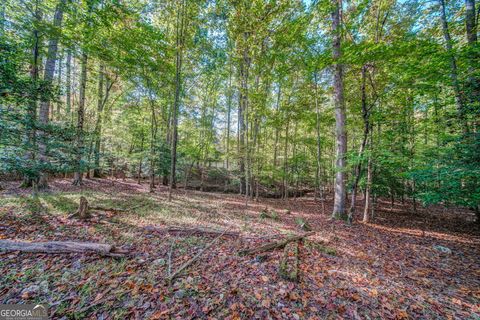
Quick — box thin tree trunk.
[21,0,41,189]
[439,0,468,131]
[225,61,232,170]
[149,97,157,193]
[55,49,63,119]
[0,1,5,36]
[362,147,372,223]
[93,64,105,177]
[137,132,144,184]
[37,0,65,189]
[465,0,479,111]
[347,65,370,223]
[331,0,347,220]
[313,72,325,213]
[72,51,88,186]
[292,122,298,201]
[238,45,248,195]
[66,49,72,121]
[273,84,281,169]
[169,0,186,201]
[283,117,290,200]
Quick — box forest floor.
[0,178,479,319]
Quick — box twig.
[167,237,175,278]
[167,226,233,283]
[238,232,315,256]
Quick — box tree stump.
[69,196,91,219]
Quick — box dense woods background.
[0,0,479,221]
[1,1,480,318]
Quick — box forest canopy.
[0,0,479,221]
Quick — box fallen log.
[89,203,146,213]
[144,225,239,238]
[168,226,233,283]
[279,241,299,282]
[295,217,312,231]
[0,240,127,257]
[260,208,279,220]
[168,226,239,237]
[238,232,314,256]
[304,239,336,256]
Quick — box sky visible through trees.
[0,0,479,218]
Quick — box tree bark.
[347,65,370,223]
[72,51,88,186]
[362,144,372,223]
[439,0,468,131]
[37,0,65,189]
[21,0,41,189]
[331,0,347,220]
[93,64,105,177]
[225,60,233,170]
[66,49,72,120]
[283,117,290,200]
[0,240,125,257]
[273,84,281,169]
[278,241,299,282]
[149,96,157,193]
[465,0,479,112]
[238,38,249,195]
[169,0,186,201]
[55,50,63,120]
[239,232,315,256]
[313,72,325,213]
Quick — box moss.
[332,211,348,221]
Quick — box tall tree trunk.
[21,0,42,189]
[347,65,370,223]
[465,0,479,112]
[313,72,325,214]
[283,117,289,200]
[65,49,72,121]
[331,0,347,220]
[244,53,251,204]
[225,61,233,170]
[149,97,157,193]
[72,51,88,186]
[37,0,65,189]
[273,84,281,168]
[465,0,477,46]
[55,49,63,119]
[237,33,250,196]
[137,131,145,184]
[439,0,468,131]
[169,0,186,201]
[0,0,5,36]
[93,64,105,178]
[363,148,372,223]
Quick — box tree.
[331,0,347,220]
[38,0,65,189]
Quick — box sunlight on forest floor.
[1,178,479,319]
